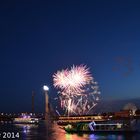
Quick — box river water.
[0,121,140,140]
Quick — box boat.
[63,120,138,134]
[13,114,39,124]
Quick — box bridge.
[57,115,107,124]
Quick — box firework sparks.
[53,65,100,116]
[53,65,92,94]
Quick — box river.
[0,121,140,140]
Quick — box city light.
[43,85,49,91]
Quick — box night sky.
[1,0,140,113]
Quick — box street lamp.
[43,85,49,91]
[43,85,49,120]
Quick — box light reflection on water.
[15,124,38,134]
[0,122,139,140]
[50,123,138,140]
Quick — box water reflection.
[14,124,38,133]
[51,124,138,140]
[51,124,87,140]
[0,122,137,140]
[89,134,96,140]
[14,124,39,140]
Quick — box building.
[115,110,130,118]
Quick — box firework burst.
[53,65,92,94]
[53,65,100,116]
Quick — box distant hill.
[92,98,140,114]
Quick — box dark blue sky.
[0,0,140,112]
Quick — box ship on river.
[13,114,39,124]
[63,120,138,134]
[57,116,138,134]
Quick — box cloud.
[112,56,133,77]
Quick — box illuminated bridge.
[57,115,107,124]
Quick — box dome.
[123,103,137,115]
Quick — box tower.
[45,91,49,120]
[43,85,49,120]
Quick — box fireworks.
[53,65,92,94]
[53,65,100,116]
